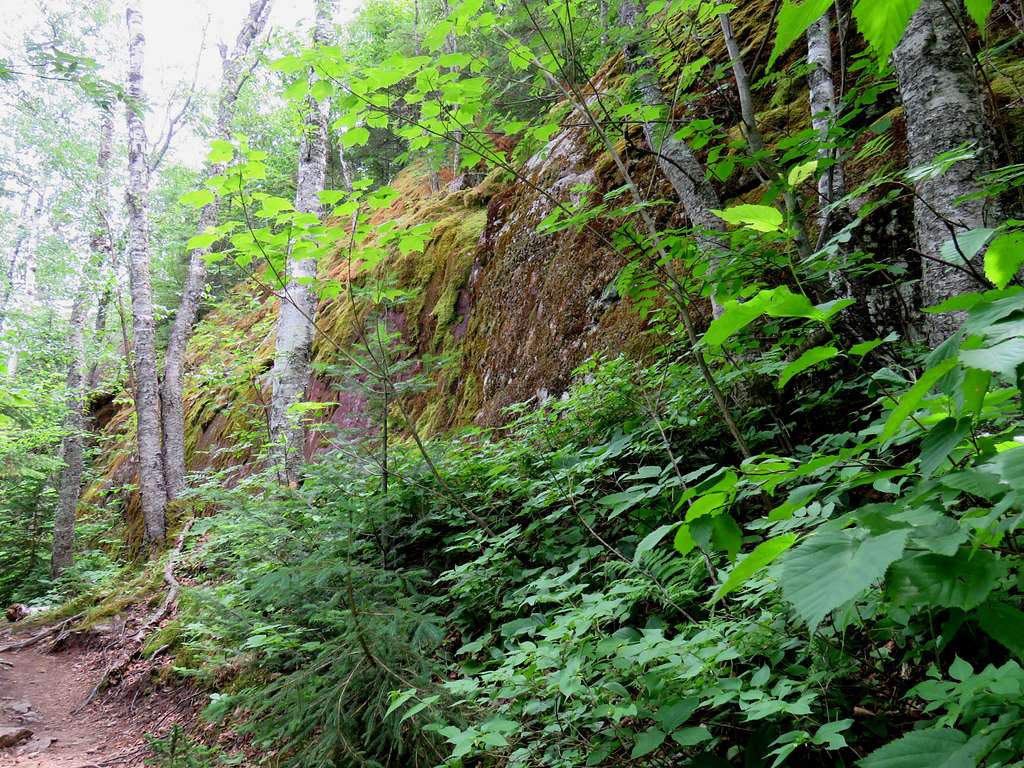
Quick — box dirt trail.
[0,645,148,767]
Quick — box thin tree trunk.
[50,292,87,576]
[893,0,999,343]
[618,0,727,316]
[87,281,111,390]
[51,108,115,576]
[161,0,272,500]
[125,2,168,546]
[0,194,33,327]
[269,0,333,486]
[4,192,46,379]
[718,10,812,261]
[806,11,844,225]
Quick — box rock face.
[0,725,32,748]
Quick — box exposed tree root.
[0,613,84,653]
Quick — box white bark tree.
[617,0,728,316]
[51,108,115,577]
[268,0,334,486]
[161,0,272,500]
[125,2,168,545]
[806,10,844,227]
[2,190,47,378]
[893,0,999,343]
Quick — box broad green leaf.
[919,417,971,478]
[712,534,798,602]
[940,227,995,267]
[341,127,370,148]
[674,523,696,557]
[180,188,215,208]
[787,159,819,188]
[781,529,908,629]
[976,602,1024,659]
[769,0,833,69]
[702,286,853,346]
[859,727,975,768]
[959,338,1024,378]
[778,345,838,388]
[879,358,957,443]
[686,492,730,521]
[207,139,234,163]
[983,231,1024,289]
[886,549,1006,610]
[658,698,699,731]
[186,232,218,251]
[712,203,784,232]
[852,0,923,66]
[965,0,994,28]
[631,728,666,758]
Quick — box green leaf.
[702,286,852,346]
[976,602,1024,659]
[685,492,730,521]
[341,126,370,148]
[180,189,215,208]
[959,338,1024,378]
[858,727,975,768]
[674,523,696,557]
[631,728,666,758]
[186,232,218,251]
[769,0,833,69]
[778,345,838,388]
[983,231,1024,289]
[879,358,957,443]
[852,0,924,66]
[633,523,679,564]
[713,534,798,602]
[712,203,784,232]
[207,139,235,164]
[964,0,994,28]
[658,698,699,731]
[781,529,908,629]
[919,417,971,479]
[886,549,1006,611]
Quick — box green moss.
[142,619,183,657]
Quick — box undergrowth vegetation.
[159,306,1023,766]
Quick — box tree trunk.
[50,292,87,576]
[125,2,168,546]
[2,191,46,378]
[806,11,844,225]
[618,0,727,315]
[161,0,272,500]
[893,0,999,343]
[269,0,333,486]
[0,194,33,327]
[51,108,115,576]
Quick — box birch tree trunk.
[268,0,333,486]
[893,0,998,344]
[0,194,33,327]
[125,2,168,546]
[50,292,87,576]
[161,0,272,500]
[51,108,115,576]
[3,191,46,378]
[618,0,728,315]
[806,11,844,225]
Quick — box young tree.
[124,2,168,545]
[616,0,727,316]
[268,0,334,486]
[51,108,114,577]
[805,10,844,230]
[893,0,998,342]
[161,0,273,500]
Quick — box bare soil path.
[0,645,148,767]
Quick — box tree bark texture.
[269,0,333,486]
[893,0,999,343]
[806,11,844,223]
[3,192,46,379]
[125,2,168,545]
[161,0,272,500]
[618,0,728,316]
[50,291,87,576]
